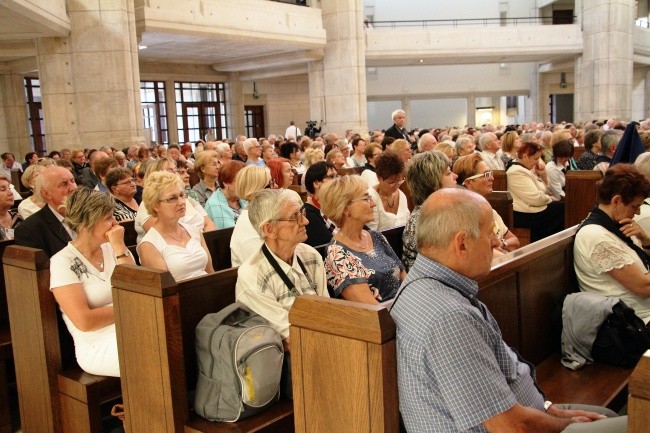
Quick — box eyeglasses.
[464,171,493,182]
[117,178,136,186]
[159,192,187,204]
[275,206,307,223]
[350,194,372,203]
[387,179,405,187]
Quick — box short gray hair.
[601,129,622,154]
[416,190,484,250]
[406,151,450,207]
[391,109,405,121]
[455,136,473,154]
[478,133,495,150]
[248,189,302,237]
[243,138,259,153]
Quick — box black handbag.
[591,300,650,368]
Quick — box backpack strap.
[261,244,309,292]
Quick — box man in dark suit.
[15,166,77,257]
[80,150,108,189]
[384,109,416,149]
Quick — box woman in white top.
[17,164,45,219]
[366,152,410,231]
[230,165,272,267]
[135,158,215,243]
[138,171,213,281]
[506,141,564,243]
[453,153,520,256]
[574,164,650,323]
[546,139,575,200]
[50,188,135,377]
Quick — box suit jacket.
[14,205,71,258]
[80,167,100,189]
[384,124,415,146]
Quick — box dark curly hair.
[375,151,404,180]
[597,164,650,205]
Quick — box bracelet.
[115,250,132,260]
[502,239,509,249]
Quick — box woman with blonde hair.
[138,171,213,281]
[500,131,521,167]
[17,164,45,219]
[50,187,135,377]
[453,153,520,254]
[320,175,406,304]
[191,150,220,206]
[135,157,215,243]
[229,165,273,267]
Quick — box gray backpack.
[194,302,284,422]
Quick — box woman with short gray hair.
[401,151,458,271]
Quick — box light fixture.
[560,73,568,89]
[138,44,147,50]
[253,82,260,99]
[418,59,424,63]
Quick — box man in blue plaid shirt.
[390,188,626,433]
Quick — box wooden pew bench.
[564,170,601,228]
[289,227,633,433]
[112,265,293,433]
[202,227,234,271]
[3,246,121,433]
[0,240,14,433]
[629,352,650,433]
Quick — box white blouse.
[366,187,410,231]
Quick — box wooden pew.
[336,166,364,176]
[381,225,404,260]
[492,169,507,191]
[564,170,601,228]
[202,227,234,271]
[3,246,121,433]
[629,352,650,433]
[0,240,14,433]
[112,265,294,433]
[290,227,633,433]
[486,190,513,228]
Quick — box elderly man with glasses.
[236,188,328,398]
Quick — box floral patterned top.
[325,230,404,301]
[401,205,421,272]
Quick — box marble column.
[35,0,144,151]
[576,0,635,121]
[308,0,367,134]
[227,72,244,139]
[467,94,476,127]
[527,66,540,124]
[0,73,31,157]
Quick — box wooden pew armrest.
[58,370,121,404]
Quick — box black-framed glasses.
[275,206,306,223]
[159,192,187,204]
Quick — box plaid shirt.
[390,255,544,432]
[236,243,328,339]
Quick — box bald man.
[391,188,624,433]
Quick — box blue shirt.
[204,188,247,230]
[390,255,544,433]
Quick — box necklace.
[159,225,184,243]
[340,230,369,250]
[377,187,396,208]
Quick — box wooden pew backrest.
[486,190,513,229]
[202,227,234,271]
[629,354,650,433]
[492,170,507,191]
[289,296,398,433]
[564,170,601,228]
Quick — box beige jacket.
[506,163,551,213]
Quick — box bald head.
[41,166,77,210]
[417,188,497,278]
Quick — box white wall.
[632,66,648,121]
[366,0,531,21]
[410,99,468,129]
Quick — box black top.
[304,202,333,248]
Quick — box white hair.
[391,109,405,121]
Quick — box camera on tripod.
[305,120,321,139]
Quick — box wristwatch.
[544,400,553,411]
[116,250,132,260]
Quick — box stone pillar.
[164,78,179,145]
[646,68,650,119]
[227,72,244,139]
[527,67,539,124]
[400,97,411,130]
[467,94,476,127]
[35,0,144,151]
[576,0,635,121]
[309,0,367,134]
[0,73,31,157]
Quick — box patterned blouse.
[401,205,421,272]
[113,198,137,222]
[0,209,23,241]
[325,230,404,301]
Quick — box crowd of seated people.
[6,115,650,387]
